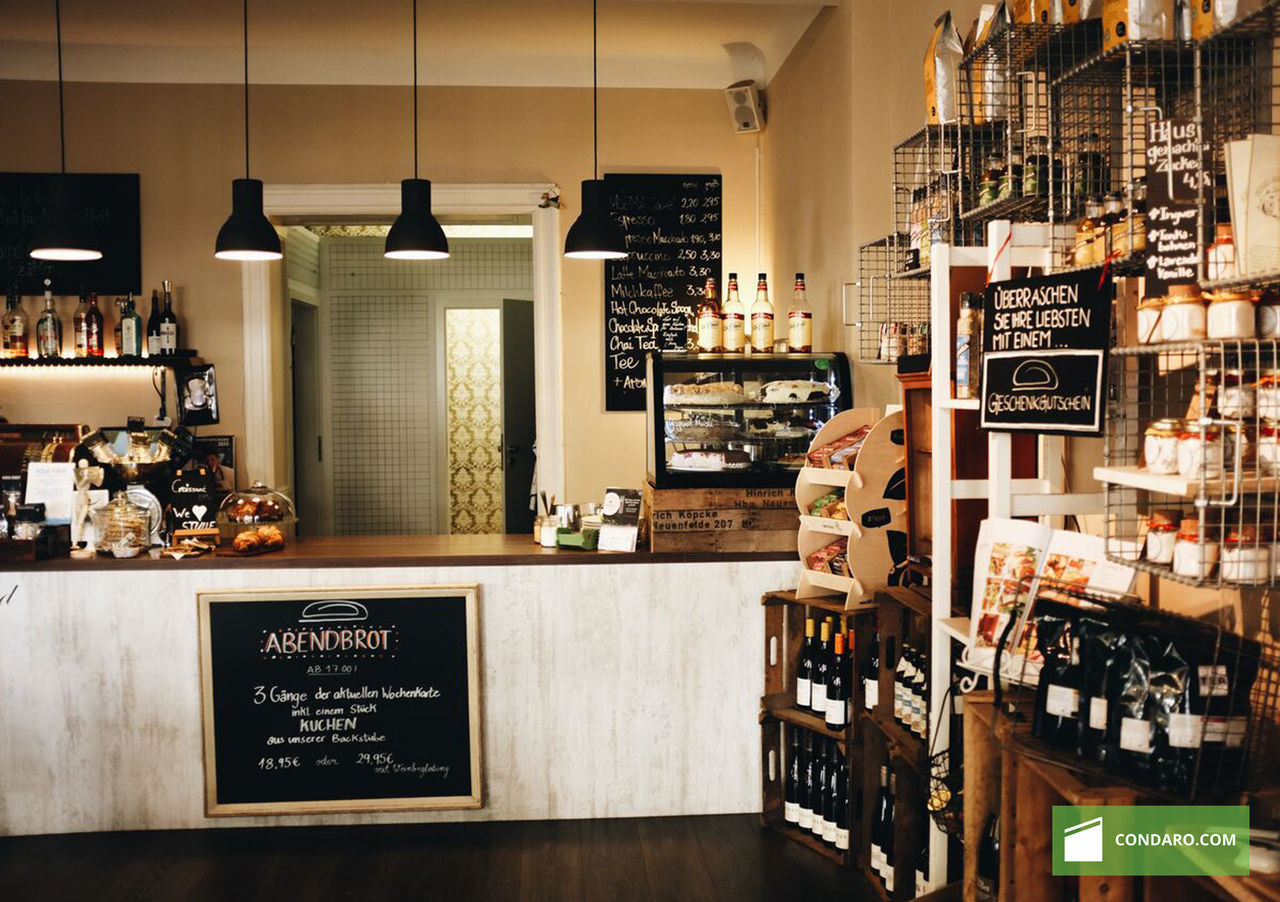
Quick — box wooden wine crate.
[645,482,798,553]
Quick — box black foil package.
[1169,630,1260,794]
[1145,636,1191,793]
[1032,615,1083,748]
[1077,618,1124,762]
[1110,634,1155,781]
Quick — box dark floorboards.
[0,814,876,901]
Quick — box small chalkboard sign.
[603,173,722,411]
[0,173,141,295]
[1144,118,1208,297]
[980,268,1110,435]
[198,586,482,816]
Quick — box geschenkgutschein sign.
[980,268,1111,435]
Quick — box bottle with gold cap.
[749,273,774,354]
[722,273,746,353]
[787,272,813,353]
[695,276,723,353]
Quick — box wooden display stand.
[794,408,908,609]
[644,484,798,553]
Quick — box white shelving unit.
[923,220,1105,889]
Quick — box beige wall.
[763,0,986,410]
[0,80,761,504]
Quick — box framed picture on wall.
[179,364,220,427]
[191,435,236,492]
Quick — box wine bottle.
[916,824,931,896]
[863,628,880,711]
[85,292,104,357]
[695,276,723,353]
[894,641,911,726]
[36,279,63,359]
[916,647,931,739]
[976,813,1000,901]
[882,770,897,892]
[811,619,832,716]
[798,731,817,831]
[910,645,926,736]
[825,631,849,729]
[811,736,829,839]
[787,272,813,353]
[823,741,844,848]
[784,728,802,824]
[121,294,143,359]
[146,289,162,356]
[871,765,890,882]
[2,286,28,359]
[749,273,773,354]
[797,617,816,709]
[159,280,179,353]
[722,273,745,353]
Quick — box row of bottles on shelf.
[783,726,850,853]
[892,640,930,741]
[2,281,181,360]
[687,272,813,355]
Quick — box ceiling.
[0,0,827,90]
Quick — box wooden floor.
[0,814,877,901]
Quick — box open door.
[502,298,536,534]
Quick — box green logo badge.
[1053,806,1249,876]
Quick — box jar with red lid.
[1260,421,1280,475]
[1176,426,1223,480]
[1173,519,1219,580]
[1222,527,1270,585]
[1145,512,1180,564]
[1144,418,1183,475]
[1217,369,1256,420]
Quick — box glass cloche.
[216,481,297,552]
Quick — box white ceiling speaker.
[724,79,765,134]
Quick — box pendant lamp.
[29,0,102,262]
[385,0,448,260]
[564,0,627,260]
[215,0,282,261]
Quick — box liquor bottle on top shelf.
[787,272,813,353]
[722,272,745,353]
[3,287,28,359]
[35,279,62,359]
[83,293,104,357]
[825,631,849,729]
[117,294,143,359]
[146,289,162,356]
[975,813,1000,901]
[799,731,817,831]
[784,727,802,825]
[749,273,773,354]
[863,628,880,711]
[695,276,723,353]
[797,616,816,709]
[825,740,849,851]
[159,280,179,353]
[955,292,981,400]
[811,736,829,839]
[871,765,896,890]
[811,618,832,716]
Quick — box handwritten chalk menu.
[1145,118,1208,297]
[603,173,722,411]
[198,586,481,816]
[0,173,141,295]
[980,268,1110,435]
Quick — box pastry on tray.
[669,449,752,471]
[758,379,839,404]
[663,380,746,405]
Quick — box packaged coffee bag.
[1078,618,1125,761]
[1103,0,1174,50]
[925,11,966,124]
[1111,632,1156,780]
[1033,615,1085,747]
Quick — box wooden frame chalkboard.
[197,585,482,816]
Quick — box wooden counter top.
[8,533,799,571]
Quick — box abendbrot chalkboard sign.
[980,268,1110,435]
[603,173,722,411]
[198,586,482,816]
[0,173,141,295]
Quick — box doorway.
[290,300,322,535]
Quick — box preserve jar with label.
[1261,422,1280,475]
[1207,223,1236,281]
[1217,369,1256,419]
[1259,291,1280,338]
[1145,512,1180,564]
[1173,520,1219,580]
[1259,372,1280,419]
[1160,285,1207,342]
[1144,418,1183,474]
[1222,528,1270,585]
[1136,296,1164,344]
[1177,426,1223,479]
[1206,290,1255,340]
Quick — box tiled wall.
[325,237,531,535]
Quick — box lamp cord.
[243,0,249,179]
[55,0,65,174]
[412,0,418,180]
[592,0,598,180]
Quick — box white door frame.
[237,182,565,504]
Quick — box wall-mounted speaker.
[724,79,765,134]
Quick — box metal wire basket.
[927,680,964,838]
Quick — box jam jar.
[1258,291,1280,338]
[1259,371,1280,419]
[1173,519,1219,580]
[1143,418,1183,475]
[1222,527,1270,585]
[1136,296,1164,345]
[1177,426,1223,480]
[1261,422,1280,475]
[1206,290,1256,340]
[1217,369,1256,419]
[1145,511,1180,564]
[1160,285,1208,342]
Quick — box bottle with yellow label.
[787,272,813,353]
[722,273,745,353]
[750,273,774,354]
[695,277,723,353]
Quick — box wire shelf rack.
[856,235,931,365]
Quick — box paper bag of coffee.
[924,11,965,124]
[1103,0,1174,50]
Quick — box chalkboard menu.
[198,586,482,816]
[603,173,723,411]
[980,268,1110,435]
[0,173,141,295]
[1144,118,1208,297]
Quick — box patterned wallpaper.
[445,308,504,534]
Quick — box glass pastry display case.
[646,351,853,488]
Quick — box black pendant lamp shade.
[29,0,102,262]
[386,0,448,260]
[564,178,626,259]
[564,0,627,260]
[386,179,449,259]
[215,0,282,262]
[215,177,281,261]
